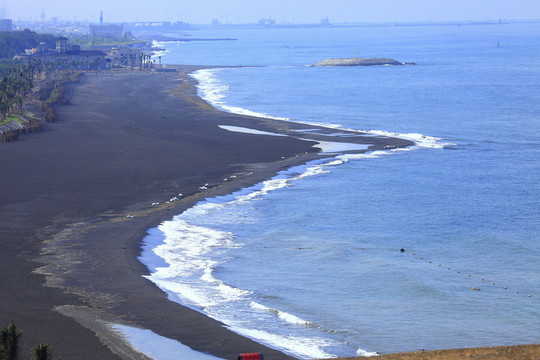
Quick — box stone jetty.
[314,57,409,66]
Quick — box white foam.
[191,69,229,108]
[142,216,252,310]
[139,159,364,359]
[192,69,456,151]
[356,348,380,357]
[191,69,288,121]
[365,129,455,149]
[250,302,315,326]
[113,324,225,360]
[229,327,337,359]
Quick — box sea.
[139,22,540,358]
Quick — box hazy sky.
[4,0,540,24]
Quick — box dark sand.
[0,67,411,360]
[6,67,533,360]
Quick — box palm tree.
[31,342,51,360]
[0,320,23,360]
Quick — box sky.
[3,0,540,24]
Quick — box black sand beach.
[0,67,411,360]
[1,66,538,360]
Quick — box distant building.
[107,46,142,67]
[89,23,124,38]
[13,36,109,70]
[56,36,69,52]
[0,19,12,31]
[258,18,276,26]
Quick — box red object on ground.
[237,353,264,360]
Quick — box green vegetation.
[0,115,20,125]
[31,342,50,360]
[69,34,144,47]
[0,321,51,360]
[0,62,35,121]
[0,321,23,360]
[37,71,82,123]
[0,30,57,59]
[0,33,85,141]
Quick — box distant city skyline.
[3,0,540,24]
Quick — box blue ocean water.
[141,23,540,358]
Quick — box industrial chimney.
[100,11,103,25]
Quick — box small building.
[56,36,69,53]
[107,46,142,67]
[14,50,109,70]
[0,19,12,31]
[13,36,109,70]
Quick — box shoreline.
[1,66,534,360]
[0,66,411,360]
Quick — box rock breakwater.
[314,58,412,66]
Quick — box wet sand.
[0,67,411,360]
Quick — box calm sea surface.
[140,23,540,358]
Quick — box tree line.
[0,321,50,360]
[0,30,57,59]
[0,62,34,122]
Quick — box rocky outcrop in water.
[314,58,412,66]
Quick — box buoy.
[468,274,471,277]
[516,290,519,294]
[457,270,460,273]
[400,248,405,253]
[492,282,495,286]
[429,260,432,263]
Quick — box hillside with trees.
[0,29,57,59]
